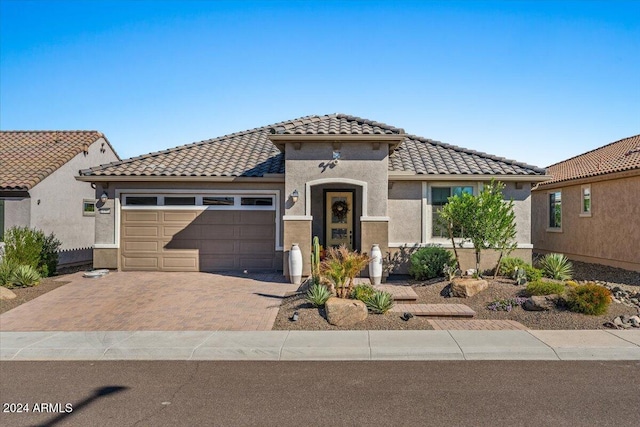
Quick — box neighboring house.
[532,134,640,272]
[78,114,548,277]
[0,131,120,266]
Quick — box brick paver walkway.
[374,285,418,302]
[391,303,476,318]
[0,271,297,332]
[428,319,529,330]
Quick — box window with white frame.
[581,185,591,215]
[122,194,276,210]
[431,186,473,238]
[549,191,562,229]
[82,199,96,216]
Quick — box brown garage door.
[121,209,277,272]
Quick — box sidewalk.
[2,330,639,361]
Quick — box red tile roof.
[537,134,640,187]
[0,131,112,191]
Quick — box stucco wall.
[388,181,422,244]
[532,173,640,271]
[501,181,533,244]
[4,198,31,230]
[27,137,118,252]
[283,141,389,217]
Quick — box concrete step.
[391,303,476,318]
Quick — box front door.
[325,191,353,250]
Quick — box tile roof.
[1,131,112,191]
[80,113,545,178]
[537,134,640,187]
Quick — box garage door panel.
[124,211,160,222]
[198,211,237,225]
[124,226,159,237]
[122,256,159,269]
[239,225,274,239]
[163,211,200,223]
[124,241,159,253]
[239,211,275,224]
[164,224,202,239]
[200,256,236,270]
[238,241,275,253]
[238,257,276,269]
[199,226,236,239]
[161,255,199,270]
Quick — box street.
[1,361,639,426]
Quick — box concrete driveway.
[0,271,298,332]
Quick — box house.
[77,114,548,277]
[0,131,120,266]
[532,134,640,272]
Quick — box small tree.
[320,245,369,298]
[439,180,517,276]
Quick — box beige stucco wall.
[388,181,422,244]
[283,141,389,217]
[532,173,640,271]
[3,198,31,230]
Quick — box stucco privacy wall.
[532,174,640,271]
[93,181,285,269]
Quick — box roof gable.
[538,134,640,186]
[0,131,114,191]
[80,113,546,178]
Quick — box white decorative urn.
[288,243,303,285]
[369,244,383,286]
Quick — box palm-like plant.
[539,253,573,281]
[320,245,370,298]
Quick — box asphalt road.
[1,361,639,427]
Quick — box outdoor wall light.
[291,189,299,204]
[99,192,108,204]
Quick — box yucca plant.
[539,253,573,280]
[306,283,332,307]
[320,245,370,298]
[364,290,394,314]
[10,264,41,287]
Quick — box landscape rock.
[0,286,16,300]
[523,295,559,311]
[325,297,368,326]
[450,278,488,298]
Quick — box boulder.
[325,297,368,326]
[450,278,488,298]
[523,295,559,311]
[0,286,16,300]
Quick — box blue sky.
[1,0,638,168]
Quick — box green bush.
[0,261,17,287]
[306,283,332,307]
[526,280,566,296]
[539,253,573,281]
[499,257,542,282]
[523,265,543,282]
[351,284,376,302]
[2,227,60,277]
[567,283,612,315]
[10,265,41,288]
[409,246,455,281]
[364,290,394,314]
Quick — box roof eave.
[388,173,551,182]
[75,174,285,183]
[268,134,406,153]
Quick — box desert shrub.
[2,227,61,277]
[523,265,543,282]
[320,245,370,298]
[526,280,565,296]
[487,297,528,312]
[364,290,394,314]
[499,257,542,282]
[565,280,578,288]
[539,253,573,280]
[351,284,375,302]
[567,283,612,315]
[8,264,41,288]
[409,246,455,281]
[306,283,331,307]
[0,260,17,287]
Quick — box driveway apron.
[0,272,298,331]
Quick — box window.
[83,199,96,216]
[549,191,562,228]
[432,186,473,238]
[241,197,273,206]
[581,185,591,215]
[203,196,234,206]
[125,196,158,206]
[164,196,196,206]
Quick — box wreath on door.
[331,200,350,220]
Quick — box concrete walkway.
[2,330,639,361]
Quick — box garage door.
[121,209,277,272]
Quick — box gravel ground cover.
[0,278,70,315]
[274,262,639,331]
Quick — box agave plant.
[539,253,573,281]
[320,245,369,298]
[10,264,41,287]
[306,283,331,307]
[364,290,394,314]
